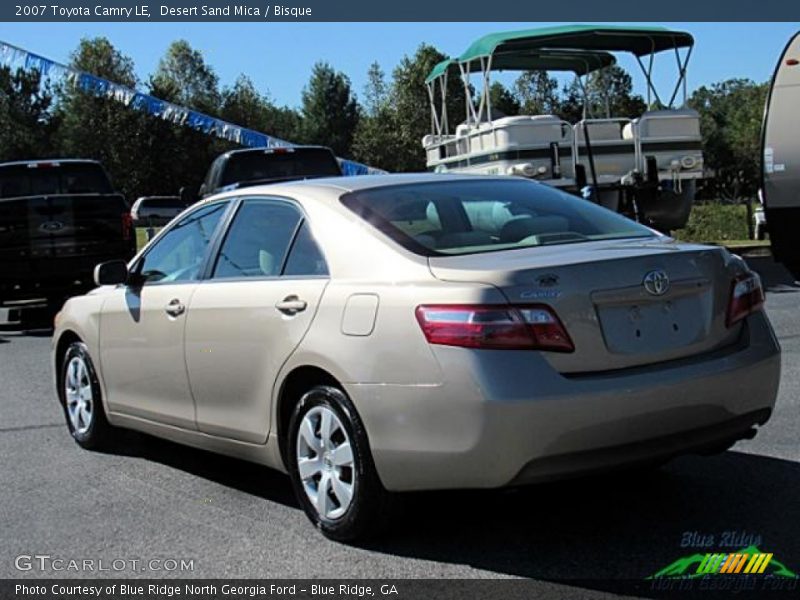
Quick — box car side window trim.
[129,199,234,287]
[201,194,329,282]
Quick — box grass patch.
[673,203,750,243]
[135,227,161,251]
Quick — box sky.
[2,22,799,109]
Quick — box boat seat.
[492,114,562,126]
[625,109,701,139]
[486,115,568,148]
[576,121,625,142]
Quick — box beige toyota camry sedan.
[53,174,781,540]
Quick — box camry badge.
[643,269,670,296]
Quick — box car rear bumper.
[350,310,781,492]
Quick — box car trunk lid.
[428,238,740,373]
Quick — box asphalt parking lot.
[1,255,798,597]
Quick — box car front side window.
[136,201,228,284]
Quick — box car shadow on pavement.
[101,427,800,596]
[361,450,800,596]
[746,255,799,293]
[101,429,299,509]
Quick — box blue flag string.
[0,40,385,176]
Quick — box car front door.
[99,201,230,428]
[184,197,329,443]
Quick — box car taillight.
[121,212,133,241]
[726,272,765,327]
[415,304,574,352]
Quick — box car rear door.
[184,196,329,444]
[99,201,230,428]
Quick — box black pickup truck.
[0,159,136,314]
[198,146,342,198]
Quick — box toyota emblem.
[643,269,670,296]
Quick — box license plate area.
[596,292,712,355]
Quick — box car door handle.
[275,296,307,315]
[165,298,186,317]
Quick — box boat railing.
[425,117,578,178]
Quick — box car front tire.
[287,385,393,542]
[60,342,114,450]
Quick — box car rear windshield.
[341,179,655,256]
[0,163,113,199]
[220,149,342,186]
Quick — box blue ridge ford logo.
[643,269,670,296]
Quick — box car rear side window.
[283,221,328,277]
[341,179,655,256]
[212,199,303,279]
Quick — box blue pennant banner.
[0,40,385,176]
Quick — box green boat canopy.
[457,25,694,71]
[425,49,616,84]
[489,49,616,75]
[425,59,454,84]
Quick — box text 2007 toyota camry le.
[52,174,781,540]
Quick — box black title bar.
[2,1,799,22]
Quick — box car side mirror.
[94,260,129,286]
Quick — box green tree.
[391,44,465,172]
[0,67,56,160]
[689,78,767,202]
[55,37,152,200]
[151,40,220,113]
[220,74,300,142]
[352,62,395,170]
[148,40,226,196]
[487,82,519,117]
[514,70,560,115]
[363,61,389,117]
[557,78,586,123]
[584,65,646,119]
[299,62,360,156]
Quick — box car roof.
[215,173,516,197]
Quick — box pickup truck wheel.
[287,385,393,542]
[60,342,114,450]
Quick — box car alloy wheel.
[65,355,94,435]
[60,341,113,449]
[296,405,355,520]
[287,385,395,541]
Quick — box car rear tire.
[60,342,114,450]
[287,385,393,542]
